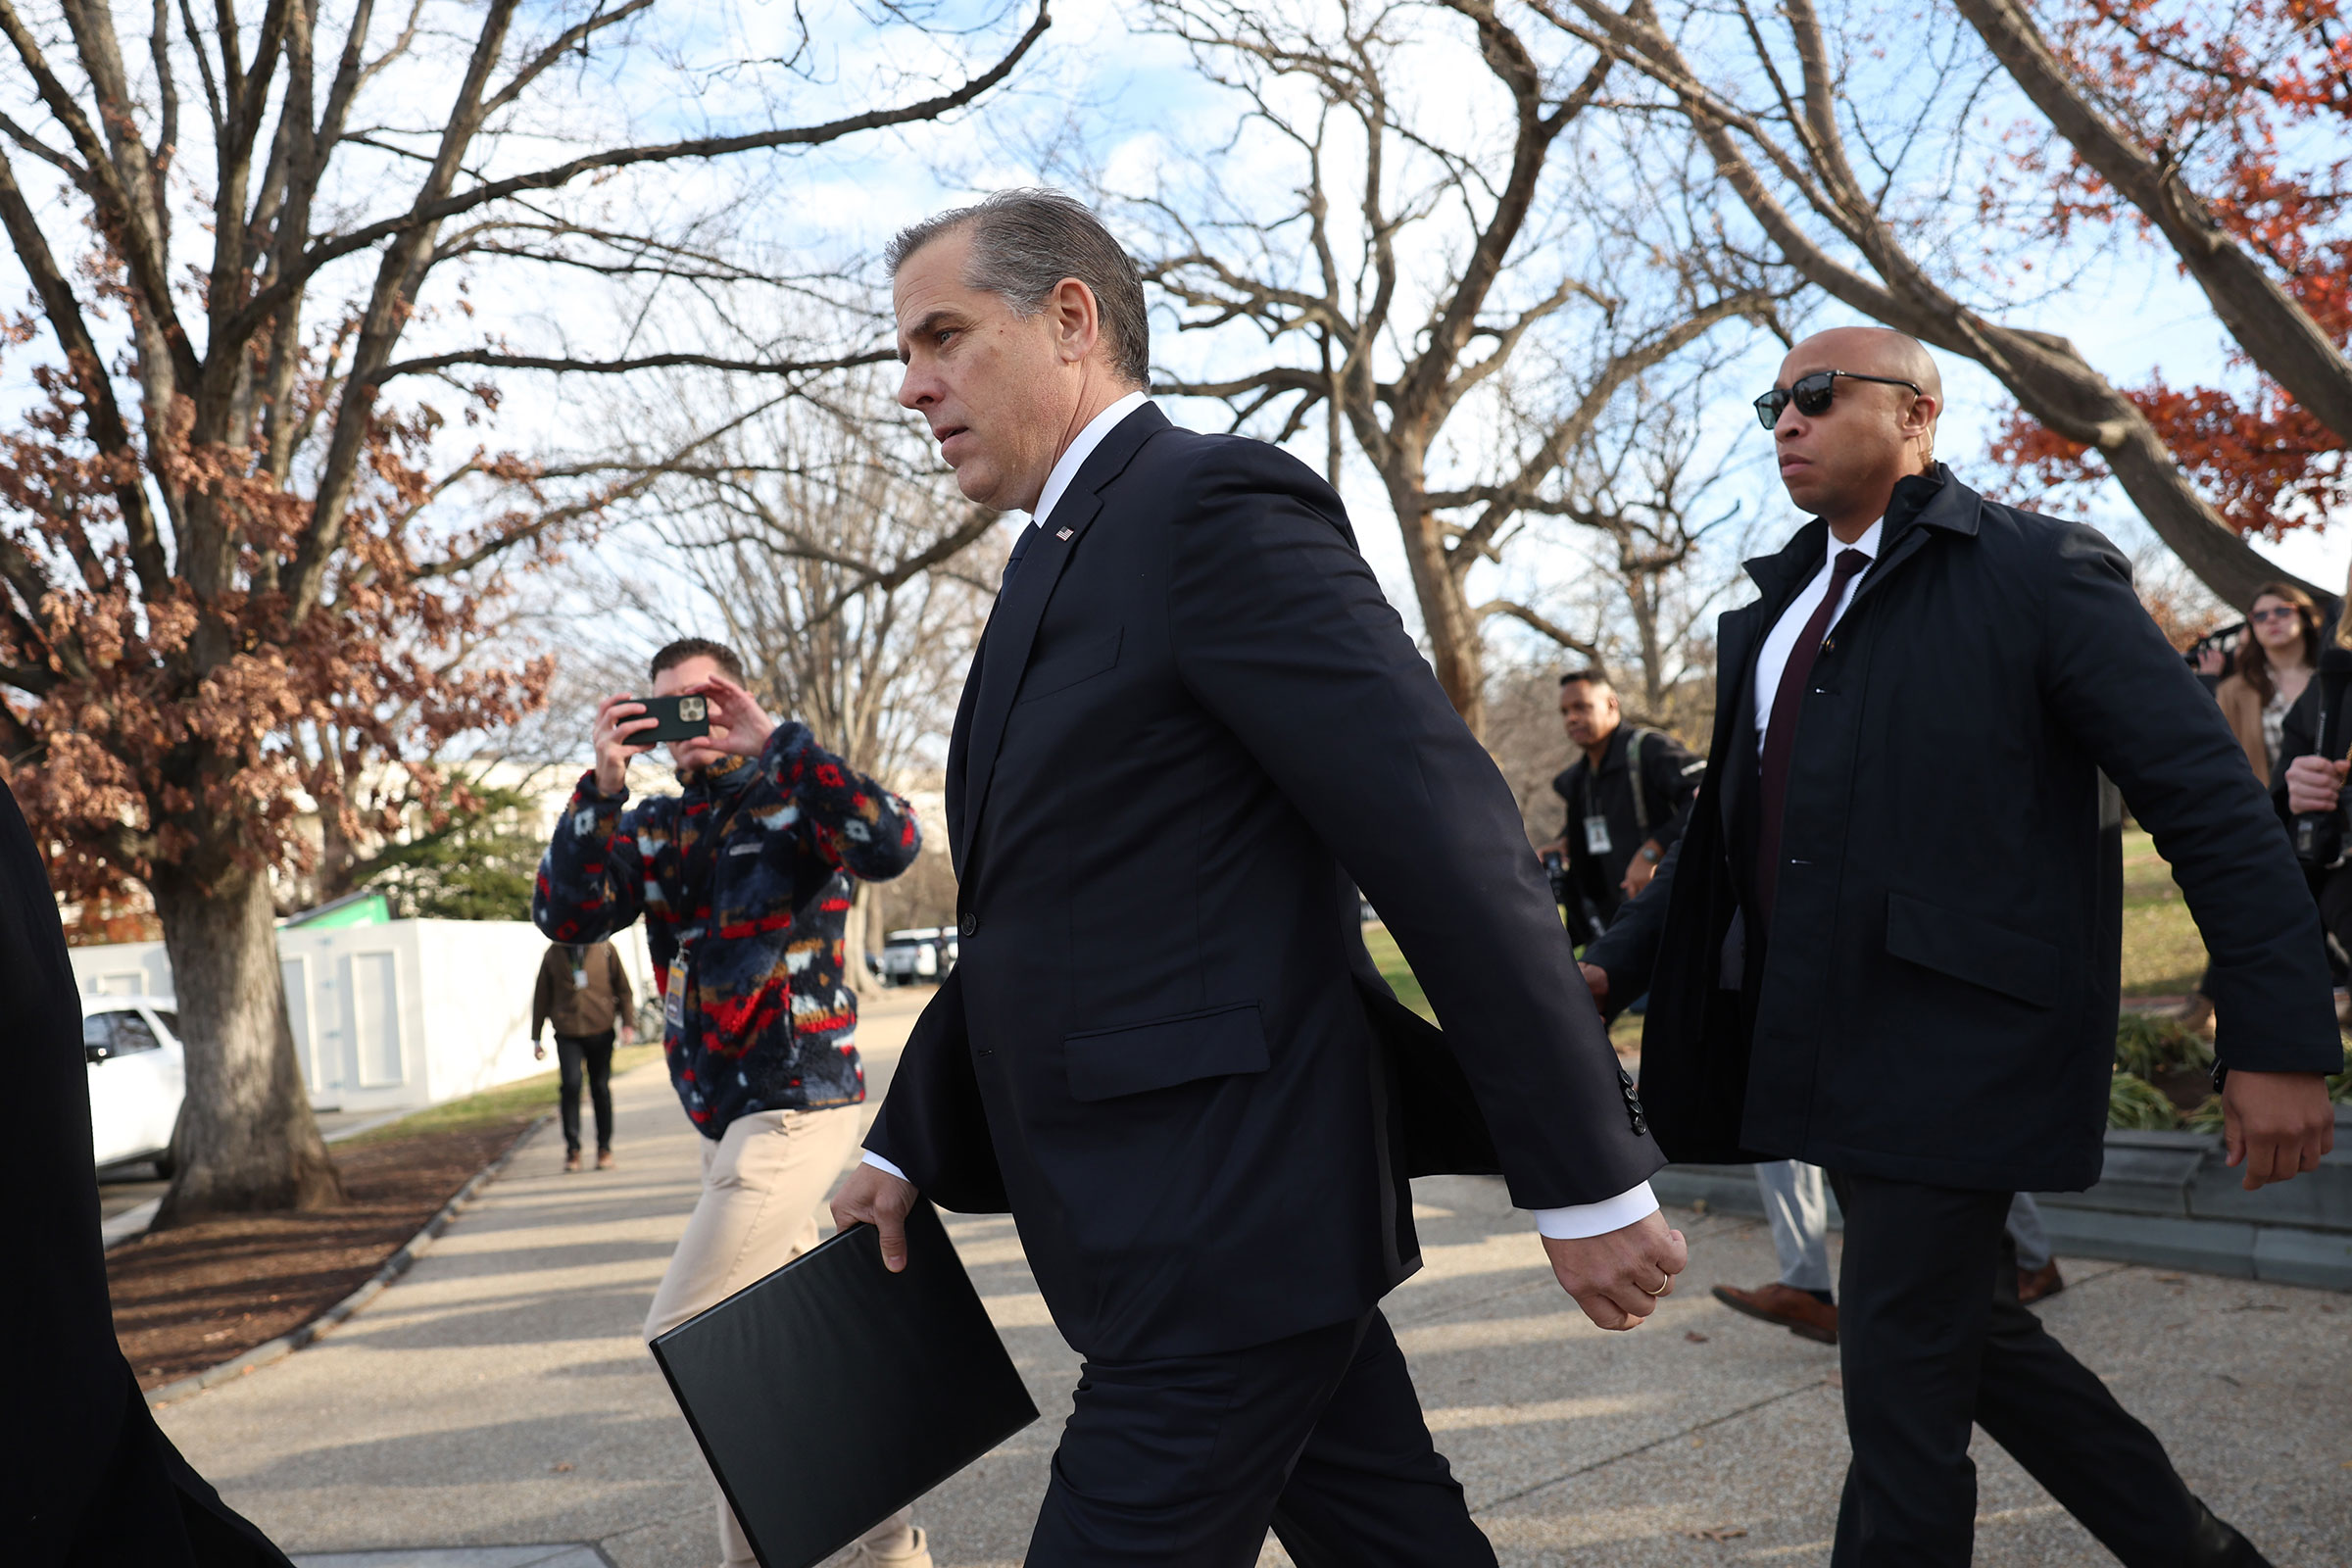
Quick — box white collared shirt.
[1032,390,1151,529]
[864,376,1659,1245]
[1751,517,1883,757]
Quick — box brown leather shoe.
[596,1149,616,1170]
[563,1150,582,1173]
[2016,1260,2065,1304]
[1712,1281,1838,1345]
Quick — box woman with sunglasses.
[2180,583,2325,1036]
[2214,583,2320,785]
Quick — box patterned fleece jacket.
[532,722,919,1136]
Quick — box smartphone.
[630,694,710,746]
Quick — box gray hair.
[887,190,1150,388]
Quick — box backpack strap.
[1627,729,1650,838]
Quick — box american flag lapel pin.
[1056,527,1074,541]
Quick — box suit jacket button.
[959,912,978,937]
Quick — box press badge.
[570,962,589,991]
[664,955,688,1033]
[1583,815,1613,856]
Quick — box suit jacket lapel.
[1713,604,1764,835]
[1717,522,1822,835]
[951,403,1170,878]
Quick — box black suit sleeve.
[2037,522,2340,1074]
[1167,442,1662,1210]
[1641,732,1705,853]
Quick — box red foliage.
[0,321,560,906]
[1993,373,2348,537]
[1990,0,2352,532]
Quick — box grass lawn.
[2119,826,2209,999]
[1366,825,2217,1041]
[341,1042,665,1146]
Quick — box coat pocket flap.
[1016,627,1122,705]
[1063,1003,1269,1102]
[1885,892,2062,1009]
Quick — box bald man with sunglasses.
[1583,326,2338,1568]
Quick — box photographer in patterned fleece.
[533,636,929,1568]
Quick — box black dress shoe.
[2186,1500,2273,1568]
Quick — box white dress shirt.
[1750,517,1883,757]
[863,383,1657,1243]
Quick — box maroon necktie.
[1754,547,1870,927]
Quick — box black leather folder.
[649,1199,1039,1568]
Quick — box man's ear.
[1904,393,1940,441]
[1052,277,1102,366]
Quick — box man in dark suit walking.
[827,189,1684,1565]
[1584,326,2340,1567]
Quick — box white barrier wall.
[70,919,658,1113]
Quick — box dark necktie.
[1754,547,1870,927]
[1003,522,1043,584]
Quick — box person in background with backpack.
[1537,669,1705,937]
[530,939,636,1173]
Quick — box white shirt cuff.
[1532,1180,1660,1240]
[860,1150,909,1183]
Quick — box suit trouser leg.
[643,1106,915,1567]
[1269,1311,1497,1568]
[1969,1241,2207,1565]
[1754,1159,1833,1294]
[1027,1309,1494,1568]
[2003,1192,2051,1273]
[1829,1172,2210,1568]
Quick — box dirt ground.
[108,1116,536,1390]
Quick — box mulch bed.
[108,1115,537,1391]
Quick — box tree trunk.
[1628,571,1668,716]
[842,877,870,1000]
[1387,468,1490,737]
[152,864,344,1224]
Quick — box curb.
[144,1113,552,1408]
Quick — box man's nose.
[897,362,932,410]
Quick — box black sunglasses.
[1753,369,1925,429]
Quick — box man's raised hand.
[592,694,656,796]
[831,1160,919,1273]
[691,672,776,759]
[1544,1209,1689,1331]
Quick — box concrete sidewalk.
[160,995,2352,1567]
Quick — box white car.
[84,997,185,1173]
[866,927,957,986]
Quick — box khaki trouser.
[645,1105,918,1567]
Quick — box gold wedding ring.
[1643,1279,1671,1297]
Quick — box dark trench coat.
[1589,468,2342,1193]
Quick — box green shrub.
[2108,1070,2182,1131]
[2183,1094,2229,1135]
[2114,1012,2213,1080]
